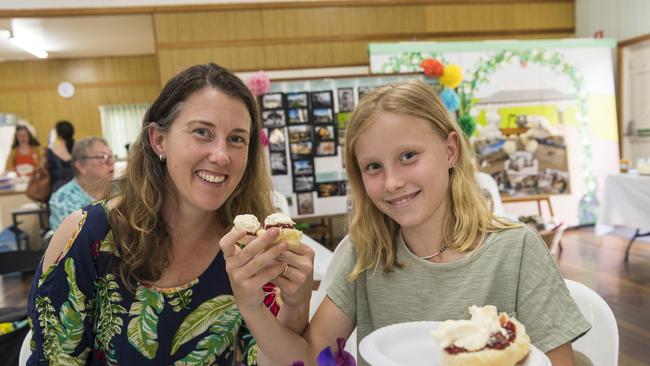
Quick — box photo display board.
[261,74,424,218]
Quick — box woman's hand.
[272,242,315,308]
[220,227,287,315]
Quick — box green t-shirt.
[327,225,590,365]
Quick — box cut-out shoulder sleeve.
[27,203,110,364]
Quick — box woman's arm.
[221,228,354,365]
[546,342,576,366]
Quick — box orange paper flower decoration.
[420,58,444,78]
[440,64,463,89]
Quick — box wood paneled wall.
[154,1,575,81]
[0,56,160,143]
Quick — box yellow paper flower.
[440,64,463,89]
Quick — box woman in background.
[5,125,42,177]
[46,120,75,193]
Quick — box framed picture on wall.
[317,181,347,198]
[358,86,375,101]
[262,110,286,128]
[297,192,315,215]
[286,92,309,108]
[314,125,336,142]
[288,125,313,142]
[269,152,288,175]
[312,108,334,124]
[310,90,333,108]
[268,127,287,152]
[315,141,337,157]
[262,93,284,109]
[287,108,309,124]
[294,175,315,193]
[292,159,314,175]
[290,141,313,159]
[337,88,355,112]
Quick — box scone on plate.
[431,305,531,366]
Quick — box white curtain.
[99,103,149,159]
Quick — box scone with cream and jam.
[233,213,301,250]
[431,305,531,366]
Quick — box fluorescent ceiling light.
[9,36,48,59]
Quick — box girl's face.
[149,87,251,215]
[354,112,458,231]
[16,129,29,144]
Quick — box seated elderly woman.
[48,136,115,230]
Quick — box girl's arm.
[546,342,576,366]
[220,228,354,365]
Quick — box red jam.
[444,321,517,354]
[264,223,294,229]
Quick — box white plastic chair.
[272,190,291,216]
[475,172,506,217]
[309,236,357,359]
[564,279,619,366]
[19,329,31,366]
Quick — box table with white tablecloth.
[596,172,650,262]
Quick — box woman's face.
[16,129,29,144]
[151,87,252,215]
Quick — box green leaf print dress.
[27,202,280,365]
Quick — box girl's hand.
[272,242,315,309]
[220,227,287,314]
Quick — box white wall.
[576,0,650,41]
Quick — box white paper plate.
[359,321,551,366]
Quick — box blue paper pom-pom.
[440,88,460,112]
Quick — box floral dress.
[27,202,280,365]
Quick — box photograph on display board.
[287,108,309,124]
[268,127,287,152]
[310,90,334,108]
[261,93,284,109]
[288,124,313,142]
[314,125,336,142]
[286,92,309,108]
[269,152,288,175]
[337,112,352,146]
[297,192,314,215]
[337,88,355,112]
[292,159,314,175]
[315,141,337,157]
[358,86,375,101]
[317,180,347,198]
[312,108,334,124]
[262,110,286,128]
[290,141,313,159]
[294,174,315,193]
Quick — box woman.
[5,125,42,177]
[46,120,75,193]
[28,63,314,365]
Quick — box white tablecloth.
[595,173,650,235]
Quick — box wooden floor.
[1,227,649,365]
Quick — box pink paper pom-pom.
[246,71,271,96]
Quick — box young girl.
[221,80,590,365]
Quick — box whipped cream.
[431,305,505,351]
[264,213,295,227]
[233,214,261,233]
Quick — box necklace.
[418,243,449,260]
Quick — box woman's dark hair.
[12,125,40,148]
[55,120,75,153]
[109,62,274,289]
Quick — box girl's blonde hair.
[344,80,518,280]
[109,63,275,289]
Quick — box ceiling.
[0,14,155,61]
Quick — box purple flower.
[316,338,356,366]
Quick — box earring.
[159,154,165,162]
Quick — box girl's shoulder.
[485,224,549,253]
